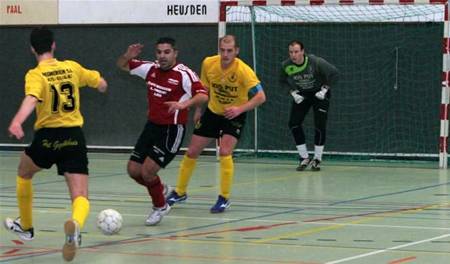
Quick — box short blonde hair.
[219,35,239,48]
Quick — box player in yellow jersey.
[3,27,108,262]
[166,35,266,213]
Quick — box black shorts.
[25,127,88,176]
[193,108,246,139]
[130,121,185,168]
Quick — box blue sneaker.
[166,190,187,206]
[210,195,230,213]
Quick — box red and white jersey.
[129,59,207,125]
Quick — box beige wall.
[0,0,58,25]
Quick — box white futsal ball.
[97,209,123,235]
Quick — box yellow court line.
[253,202,450,244]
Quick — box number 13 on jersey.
[50,82,76,113]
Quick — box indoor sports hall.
[1,0,449,263]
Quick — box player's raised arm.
[116,43,144,71]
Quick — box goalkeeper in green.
[280,40,339,171]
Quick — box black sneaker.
[296,158,311,171]
[310,159,321,171]
[166,190,187,206]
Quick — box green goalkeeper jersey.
[280,54,339,96]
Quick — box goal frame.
[219,0,450,168]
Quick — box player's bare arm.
[165,93,208,114]
[8,95,38,140]
[116,43,144,71]
[224,90,266,120]
[193,106,203,123]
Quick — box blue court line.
[0,172,126,190]
[329,181,450,206]
[2,181,450,262]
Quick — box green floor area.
[1,152,449,263]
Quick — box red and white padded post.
[440,1,450,169]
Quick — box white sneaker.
[62,219,81,262]
[4,217,34,241]
[145,204,171,226]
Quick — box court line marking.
[330,181,450,206]
[1,163,448,261]
[2,206,449,233]
[324,233,450,264]
[388,256,416,264]
[252,202,449,243]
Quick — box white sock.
[314,145,324,161]
[296,144,309,159]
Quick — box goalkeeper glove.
[290,90,304,104]
[315,85,329,100]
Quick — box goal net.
[220,0,449,167]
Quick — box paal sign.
[1,0,58,25]
[6,4,22,14]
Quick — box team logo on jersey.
[168,78,179,85]
[228,73,237,83]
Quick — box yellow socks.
[72,196,90,229]
[219,155,234,199]
[175,155,197,195]
[16,176,33,230]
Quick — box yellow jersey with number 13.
[200,55,260,115]
[25,58,101,130]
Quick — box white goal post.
[219,0,450,168]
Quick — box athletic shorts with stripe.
[25,127,88,176]
[193,108,246,140]
[130,121,185,168]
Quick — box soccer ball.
[97,209,123,235]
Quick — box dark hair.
[30,27,54,55]
[288,40,304,50]
[156,37,176,49]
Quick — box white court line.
[325,233,450,264]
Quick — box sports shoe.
[210,195,230,213]
[145,204,171,226]
[166,190,187,206]
[310,159,321,171]
[62,219,81,262]
[296,158,311,171]
[4,217,34,241]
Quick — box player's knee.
[127,162,141,179]
[219,148,233,156]
[186,148,201,159]
[289,122,301,130]
[315,122,327,132]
